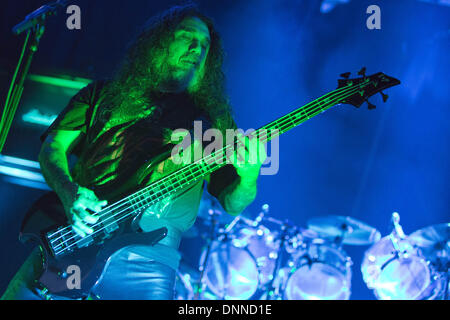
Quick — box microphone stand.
[0,1,68,152]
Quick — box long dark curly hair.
[102,4,234,133]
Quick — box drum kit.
[176,199,449,300]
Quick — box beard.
[155,60,197,93]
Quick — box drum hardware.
[223,213,246,234]
[250,205,305,300]
[173,257,201,300]
[282,236,353,300]
[263,219,296,300]
[252,203,270,227]
[444,272,449,301]
[391,212,406,238]
[378,213,407,268]
[388,212,409,259]
[174,270,195,300]
[194,208,222,299]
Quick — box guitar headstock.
[337,68,401,109]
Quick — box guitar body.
[20,192,167,299]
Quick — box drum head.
[203,242,259,300]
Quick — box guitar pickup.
[76,235,93,248]
[101,217,119,234]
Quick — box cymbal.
[298,227,320,240]
[307,215,381,246]
[409,223,449,247]
[409,223,449,265]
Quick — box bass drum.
[284,239,352,300]
[361,235,445,300]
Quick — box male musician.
[2,5,266,300]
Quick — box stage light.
[320,0,350,13]
[418,0,450,7]
[320,0,450,14]
[0,155,40,169]
[2,176,50,191]
[0,165,45,182]
[27,74,91,90]
[22,109,57,126]
[0,155,49,190]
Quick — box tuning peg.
[358,67,367,77]
[340,72,351,79]
[367,100,376,110]
[380,91,389,102]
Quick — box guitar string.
[48,81,359,246]
[52,81,369,254]
[50,81,370,253]
[48,81,356,243]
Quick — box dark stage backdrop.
[0,0,448,300]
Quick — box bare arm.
[39,130,107,237]
[39,130,81,206]
[217,176,258,216]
